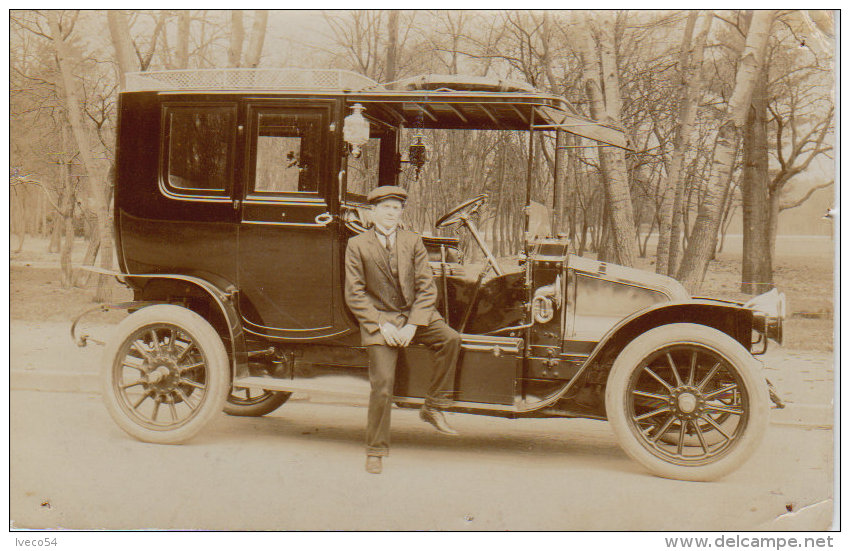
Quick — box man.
[344,185,461,475]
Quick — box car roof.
[124,69,631,149]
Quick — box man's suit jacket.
[344,228,442,345]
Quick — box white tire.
[102,305,230,444]
[605,323,769,481]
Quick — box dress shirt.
[374,226,397,250]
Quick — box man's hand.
[380,323,401,347]
[396,324,417,347]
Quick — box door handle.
[232,199,240,210]
[315,212,333,226]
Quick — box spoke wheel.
[605,324,769,481]
[224,387,291,417]
[102,305,229,444]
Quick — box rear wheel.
[224,388,291,417]
[102,305,230,444]
[605,323,769,481]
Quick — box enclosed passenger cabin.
[114,68,630,343]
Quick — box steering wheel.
[435,194,489,228]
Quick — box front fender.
[522,301,755,413]
[585,301,755,367]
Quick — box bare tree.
[47,10,114,300]
[228,10,244,67]
[107,11,136,88]
[677,10,775,292]
[243,10,268,68]
[385,10,399,82]
[175,10,191,69]
[574,11,637,266]
[655,10,713,276]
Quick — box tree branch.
[780,180,834,210]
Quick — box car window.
[345,137,381,198]
[164,105,235,194]
[253,111,322,194]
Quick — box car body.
[88,68,786,481]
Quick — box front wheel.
[605,323,769,481]
[102,305,230,444]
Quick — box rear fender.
[127,272,247,381]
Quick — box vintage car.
[78,68,786,481]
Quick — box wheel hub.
[670,386,704,420]
[677,392,698,413]
[144,358,180,395]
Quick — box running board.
[233,376,522,414]
[234,376,370,398]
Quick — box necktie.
[378,231,393,254]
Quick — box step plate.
[233,375,370,397]
[232,376,520,413]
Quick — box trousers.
[365,318,461,456]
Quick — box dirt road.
[10,389,833,531]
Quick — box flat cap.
[367,185,408,204]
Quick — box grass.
[633,250,834,352]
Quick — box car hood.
[568,255,690,302]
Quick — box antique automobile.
[76,68,786,481]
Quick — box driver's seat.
[421,235,462,264]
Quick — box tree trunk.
[106,11,137,89]
[576,12,637,267]
[175,10,191,69]
[60,194,75,289]
[385,10,399,82]
[228,10,245,67]
[48,203,63,253]
[243,10,268,68]
[656,10,712,275]
[740,68,773,294]
[48,12,114,302]
[677,10,775,292]
[76,212,101,287]
[767,190,781,273]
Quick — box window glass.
[254,112,322,193]
[345,137,381,198]
[166,107,233,192]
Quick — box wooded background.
[9,10,835,300]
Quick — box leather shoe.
[420,405,459,436]
[365,455,382,474]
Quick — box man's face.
[372,198,404,232]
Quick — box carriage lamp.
[404,134,429,179]
[343,103,370,157]
[743,288,786,319]
[744,288,786,346]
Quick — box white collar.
[374,224,397,239]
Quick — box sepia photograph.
[8,8,837,537]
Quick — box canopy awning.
[533,106,633,150]
[347,91,632,150]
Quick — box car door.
[238,99,340,339]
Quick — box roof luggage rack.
[124,68,381,92]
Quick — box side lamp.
[343,103,370,158]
